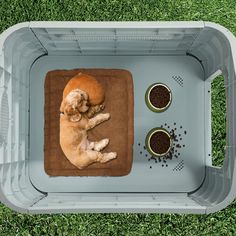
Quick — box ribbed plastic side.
[31,26,201,55]
[0,24,46,213]
[29,193,205,214]
[189,22,236,213]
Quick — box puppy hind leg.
[97,152,117,163]
[87,141,95,150]
[75,150,103,169]
[93,138,109,151]
[87,139,109,151]
[74,150,117,169]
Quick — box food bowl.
[145,83,172,112]
[145,127,173,157]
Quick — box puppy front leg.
[87,104,105,118]
[86,113,110,130]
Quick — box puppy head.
[60,89,89,122]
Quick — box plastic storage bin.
[0,21,236,214]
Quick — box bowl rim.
[145,127,173,157]
[145,83,172,112]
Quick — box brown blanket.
[44,69,134,176]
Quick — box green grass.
[0,0,236,235]
[211,76,227,167]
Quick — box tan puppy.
[61,72,105,118]
[60,80,117,169]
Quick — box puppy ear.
[80,90,88,101]
[63,101,82,122]
[70,113,82,122]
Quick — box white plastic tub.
[0,21,236,214]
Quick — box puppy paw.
[108,152,117,160]
[100,104,105,110]
[102,113,110,120]
[100,152,117,163]
[102,138,109,146]
[94,138,109,151]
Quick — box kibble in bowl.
[145,83,172,112]
[145,128,172,157]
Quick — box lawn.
[0,0,236,235]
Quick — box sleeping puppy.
[60,86,117,169]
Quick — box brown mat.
[44,69,134,176]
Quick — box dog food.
[150,130,171,155]
[149,84,171,109]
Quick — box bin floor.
[29,55,208,193]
